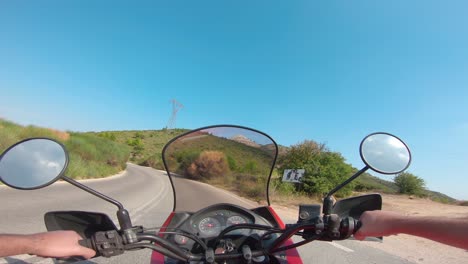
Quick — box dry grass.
[47,128,70,140]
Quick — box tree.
[278,140,355,197]
[301,151,355,197]
[394,172,425,195]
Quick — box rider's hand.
[29,231,96,259]
[354,210,404,240]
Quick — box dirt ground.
[275,193,468,264]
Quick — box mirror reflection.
[360,133,411,174]
[0,138,67,189]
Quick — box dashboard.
[190,208,253,238]
[165,204,275,252]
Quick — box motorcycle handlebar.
[78,238,93,249]
[80,216,361,262]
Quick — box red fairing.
[266,206,303,264]
[150,212,175,264]
[150,208,303,264]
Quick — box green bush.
[394,172,426,196]
[272,179,297,196]
[278,140,354,197]
[242,160,258,174]
[140,154,164,170]
[97,132,116,141]
[227,155,237,171]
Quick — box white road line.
[328,242,354,253]
[131,180,170,223]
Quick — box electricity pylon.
[166,99,183,130]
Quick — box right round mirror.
[360,132,411,175]
[0,138,68,190]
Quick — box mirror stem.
[62,176,125,209]
[323,166,369,215]
[62,177,134,230]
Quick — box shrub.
[140,154,164,170]
[98,132,116,141]
[272,179,297,196]
[394,172,425,196]
[243,160,258,174]
[244,184,263,199]
[227,155,237,171]
[279,140,354,197]
[186,151,230,180]
[134,132,145,139]
[431,196,451,204]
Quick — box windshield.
[162,125,277,212]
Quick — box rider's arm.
[0,231,95,258]
[354,210,468,250]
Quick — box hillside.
[164,132,275,175]
[0,119,130,179]
[355,172,457,203]
[87,128,188,169]
[1,119,459,204]
[101,128,457,203]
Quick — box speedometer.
[198,217,221,237]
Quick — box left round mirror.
[0,138,68,190]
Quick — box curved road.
[0,164,412,264]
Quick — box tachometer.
[226,215,247,226]
[226,215,249,235]
[198,217,221,237]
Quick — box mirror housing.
[0,138,68,190]
[360,132,411,175]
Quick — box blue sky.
[1,1,467,199]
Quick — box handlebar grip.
[354,220,362,234]
[53,239,94,263]
[79,238,94,249]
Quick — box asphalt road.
[0,164,413,264]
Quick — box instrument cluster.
[191,209,253,237]
[169,204,265,249]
